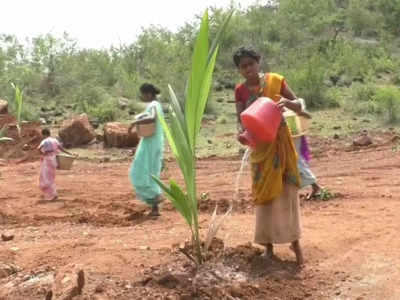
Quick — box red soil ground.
[0,141,399,299]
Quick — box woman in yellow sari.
[234,47,304,265]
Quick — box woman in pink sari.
[38,128,73,200]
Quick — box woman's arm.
[234,86,245,133]
[59,145,74,156]
[37,140,45,154]
[235,101,245,133]
[277,82,302,113]
[129,107,157,132]
[235,101,247,145]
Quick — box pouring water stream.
[234,148,251,205]
[204,147,251,251]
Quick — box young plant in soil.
[153,10,232,266]
[316,188,336,201]
[11,83,24,137]
[0,126,13,142]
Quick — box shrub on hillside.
[81,99,119,123]
[285,56,329,108]
[325,87,344,107]
[372,56,395,74]
[372,86,400,123]
[352,82,376,103]
[74,85,110,106]
[329,42,373,80]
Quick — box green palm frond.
[153,9,233,265]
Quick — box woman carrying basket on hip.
[129,83,165,217]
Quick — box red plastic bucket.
[240,97,282,143]
[238,130,256,148]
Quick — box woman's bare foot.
[306,183,321,200]
[291,240,304,266]
[262,243,274,259]
[149,204,160,217]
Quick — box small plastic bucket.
[240,97,282,143]
[238,130,256,148]
[283,110,310,137]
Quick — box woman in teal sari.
[129,83,164,216]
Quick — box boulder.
[103,122,139,148]
[59,114,95,147]
[0,99,8,114]
[41,106,54,112]
[1,232,14,241]
[353,135,373,147]
[391,135,400,143]
[50,264,85,300]
[39,118,48,125]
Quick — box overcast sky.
[1,0,259,49]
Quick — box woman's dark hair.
[233,47,261,67]
[42,128,50,136]
[140,83,161,96]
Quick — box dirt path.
[0,145,399,299]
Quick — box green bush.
[84,99,119,123]
[73,85,121,122]
[128,100,147,115]
[372,56,395,74]
[328,42,373,80]
[393,74,400,85]
[372,86,400,123]
[347,1,379,37]
[325,87,345,107]
[20,102,40,122]
[7,93,39,122]
[352,82,376,102]
[74,85,110,106]
[114,68,140,99]
[285,55,328,108]
[376,0,400,35]
[340,82,376,114]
